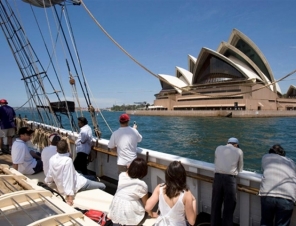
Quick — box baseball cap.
[228,137,239,144]
[0,99,8,104]
[18,127,35,135]
[49,133,61,143]
[119,114,130,123]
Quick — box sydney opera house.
[152,29,296,112]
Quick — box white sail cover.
[22,0,70,8]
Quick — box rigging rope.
[79,0,197,96]
[80,0,296,99]
[61,4,104,136]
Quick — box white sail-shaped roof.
[192,47,256,85]
[175,67,193,85]
[228,56,262,82]
[158,74,187,93]
[188,55,197,63]
[227,29,277,93]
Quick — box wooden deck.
[0,153,13,166]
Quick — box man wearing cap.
[108,113,142,174]
[211,137,243,226]
[0,99,16,154]
[11,127,43,175]
[74,117,93,175]
[41,133,62,176]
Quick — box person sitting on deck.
[145,161,197,226]
[41,133,62,176]
[45,140,106,206]
[11,127,43,175]
[108,157,157,225]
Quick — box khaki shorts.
[1,128,15,137]
[0,130,4,138]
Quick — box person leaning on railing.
[259,144,296,226]
[211,137,243,226]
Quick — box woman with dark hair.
[145,161,197,226]
[108,157,153,225]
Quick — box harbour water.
[16,109,296,173]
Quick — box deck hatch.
[0,192,72,226]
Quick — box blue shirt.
[0,105,16,129]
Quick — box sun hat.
[119,114,130,123]
[18,127,34,135]
[228,137,239,144]
[49,133,61,143]
[0,99,8,104]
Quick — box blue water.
[16,110,296,173]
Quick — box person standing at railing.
[74,117,93,175]
[108,114,142,174]
[0,99,16,154]
[259,144,296,226]
[211,137,243,226]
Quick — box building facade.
[153,29,296,111]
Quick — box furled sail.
[22,0,80,8]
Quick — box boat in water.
[0,0,296,225]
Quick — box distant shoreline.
[126,110,296,118]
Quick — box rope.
[69,75,83,116]
[14,95,35,111]
[80,0,296,99]
[79,0,198,96]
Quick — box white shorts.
[1,128,15,137]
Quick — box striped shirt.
[259,153,296,202]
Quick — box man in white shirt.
[211,137,243,226]
[41,133,61,176]
[45,140,106,206]
[11,127,43,175]
[108,114,142,174]
[73,117,93,175]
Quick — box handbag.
[84,209,113,226]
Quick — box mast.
[0,0,103,137]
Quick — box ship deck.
[0,152,241,226]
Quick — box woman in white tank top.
[145,161,197,225]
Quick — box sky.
[0,0,296,109]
